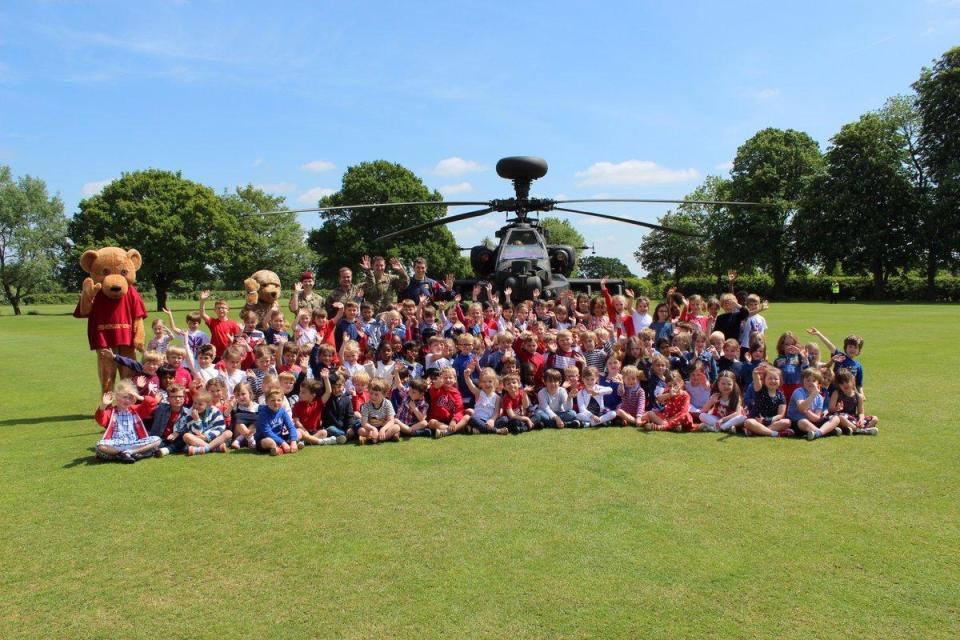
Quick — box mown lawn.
[0,301,957,639]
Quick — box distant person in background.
[830,280,840,304]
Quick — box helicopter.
[258,156,769,303]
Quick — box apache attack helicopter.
[260,156,767,303]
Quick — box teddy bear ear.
[80,250,99,274]
[126,249,143,271]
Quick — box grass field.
[1,300,958,639]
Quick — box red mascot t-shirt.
[74,285,148,350]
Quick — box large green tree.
[539,217,586,275]
[218,185,317,290]
[577,255,634,279]
[914,47,960,290]
[727,128,823,297]
[0,166,67,315]
[798,113,917,296]
[635,210,705,285]
[68,169,235,310]
[306,161,468,284]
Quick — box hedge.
[19,276,960,306]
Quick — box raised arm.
[198,290,212,323]
[806,327,837,354]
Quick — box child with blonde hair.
[94,380,161,463]
[742,364,792,437]
[575,366,616,427]
[358,378,399,444]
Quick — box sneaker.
[246,435,257,448]
[806,429,822,441]
[831,427,844,437]
[700,423,719,433]
[230,438,242,450]
[118,450,137,464]
[155,447,169,458]
[778,428,795,438]
[433,429,448,439]
[855,427,879,436]
[270,446,282,456]
[319,436,337,445]
[335,435,347,444]
[718,423,733,433]
[496,427,509,435]
[839,425,853,436]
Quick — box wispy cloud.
[39,26,241,64]
[301,160,335,172]
[252,157,263,168]
[432,157,485,177]
[81,179,112,197]
[298,187,335,204]
[255,182,297,194]
[438,181,473,196]
[575,160,699,187]
[756,88,780,100]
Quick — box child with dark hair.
[807,327,866,397]
[295,378,338,446]
[638,370,694,432]
[151,383,191,457]
[321,373,360,442]
[829,370,879,435]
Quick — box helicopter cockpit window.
[500,229,545,261]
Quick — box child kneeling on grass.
[94,380,161,463]
[256,388,299,456]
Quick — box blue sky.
[2,1,958,275]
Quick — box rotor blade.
[251,201,491,216]
[378,207,495,243]
[554,198,773,207]
[552,207,704,238]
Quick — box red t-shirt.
[206,317,242,357]
[293,399,323,433]
[75,286,148,350]
[427,386,464,423]
[351,389,370,414]
[500,390,524,418]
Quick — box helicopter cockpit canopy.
[499,228,546,263]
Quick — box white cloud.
[255,182,297,194]
[298,187,335,204]
[575,160,700,186]
[715,161,734,171]
[81,179,112,197]
[301,160,335,172]
[433,157,485,177]
[252,157,263,167]
[756,88,780,99]
[438,181,473,196]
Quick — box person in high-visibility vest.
[830,281,840,304]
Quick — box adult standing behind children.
[360,255,410,312]
[289,271,324,315]
[400,257,455,303]
[326,266,364,314]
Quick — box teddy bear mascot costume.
[242,269,283,329]
[73,247,148,392]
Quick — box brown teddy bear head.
[80,247,143,300]
[244,269,282,305]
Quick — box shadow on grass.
[63,447,106,468]
[0,414,89,427]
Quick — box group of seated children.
[93,273,879,463]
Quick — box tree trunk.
[11,298,21,315]
[771,253,786,299]
[871,255,886,299]
[2,283,22,315]
[926,241,939,300]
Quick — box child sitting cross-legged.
[575,366,617,427]
[463,361,508,434]
[94,380,162,463]
[614,365,646,427]
[741,364,793,437]
[150,383,191,457]
[294,378,338,446]
[829,369,879,435]
[182,390,232,456]
[638,370,694,432]
[696,371,745,433]
[321,372,360,442]
[496,373,535,434]
[229,382,259,449]
[393,378,431,438]
[256,388,299,456]
[534,368,580,429]
[358,378,400,445]
[787,368,842,441]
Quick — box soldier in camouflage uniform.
[360,255,410,312]
[326,266,364,314]
[289,271,324,315]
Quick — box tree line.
[1,48,958,315]
[637,47,960,299]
